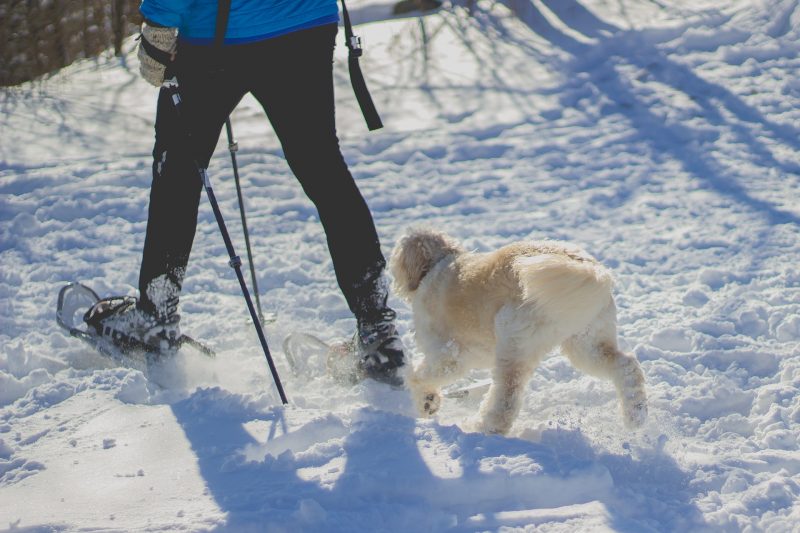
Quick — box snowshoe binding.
[83,295,181,356]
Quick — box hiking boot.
[84,296,181,355]
[349,263,406,386]
[354,310,405,387]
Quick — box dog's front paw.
[411,383,442,417]
[421,391,442,416]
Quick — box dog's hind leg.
[476,357,539,435]
[561,304,647,428]
[475,306,549,435]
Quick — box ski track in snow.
[2,0,800,530]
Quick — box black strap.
[139,34,173,68]
[215,0,232,49]
[341,0,383,131]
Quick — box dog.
[389,228,648,435]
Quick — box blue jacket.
[140,0,339,44]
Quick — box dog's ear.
[389,229,463,300]
[389,233,428,299]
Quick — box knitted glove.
[137,21,178,87]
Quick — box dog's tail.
[515,254,614,333]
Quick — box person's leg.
[138,51,247,319]
[248,25,404,380]
[248,25,389,318]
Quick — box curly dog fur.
[390,228,648,435]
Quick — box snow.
[2,0,800,530]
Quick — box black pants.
[138,23,386,318]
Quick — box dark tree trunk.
[1,0,141,86]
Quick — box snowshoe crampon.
[56,282,214,364]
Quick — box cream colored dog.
[389,228,647,435]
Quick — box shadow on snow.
[170,387,704,532]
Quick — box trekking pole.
[161,76,288,405]
[224,118,265,326]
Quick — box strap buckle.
[349,35,363,57]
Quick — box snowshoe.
[283,307,406,387]
[282,331,493,399]
[57,282,214,364]
[283,332,361,385]
[441,377,493,399]
[283,331,403,387]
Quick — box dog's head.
[389,228,465,301]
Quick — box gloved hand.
[137,21,178,87]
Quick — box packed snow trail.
[2,0,800,530]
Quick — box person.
[85,0,405,386]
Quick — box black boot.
[355,309,405,386]
[352,270,405,387]
[84,296,181,355]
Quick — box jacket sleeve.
[139,0,194,28]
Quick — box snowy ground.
[2,0,800,530]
